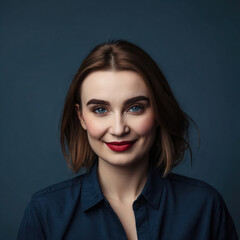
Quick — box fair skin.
[76,70,157,239]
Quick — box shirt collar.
[80,160,164,212]
[140,162,164,209]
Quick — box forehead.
[80,71,149,102]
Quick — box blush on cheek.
[135,114,156,135]
[83,117,105,139]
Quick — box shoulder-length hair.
[60,39,199,177]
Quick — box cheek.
[132,112,156,135]
[83,115,106,139]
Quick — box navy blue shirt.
[17,160,238,240]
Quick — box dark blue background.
[1,0,239,239]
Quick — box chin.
[100,154,145,168]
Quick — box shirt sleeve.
[17,199,46,240]
[212,193,239,240]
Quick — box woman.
[17,40,238,240]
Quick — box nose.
[109,113,130,136]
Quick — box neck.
[97,156,149,204]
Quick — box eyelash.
[92,104,145,115]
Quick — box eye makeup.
[91,103,147,116]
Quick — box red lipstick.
[105,140,137,152]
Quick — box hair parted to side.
[60,39,199,177]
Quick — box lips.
[105,140,137,152]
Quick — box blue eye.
[94,108,107,114]
[129,106,143,112]
[93,105,144,114]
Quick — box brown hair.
[60,39,199,177]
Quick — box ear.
[75,103,87,130]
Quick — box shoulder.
[167,172,219,192]
[31,172,88,203]
[162,172,232,222]
[18,172,90,238]
[24,172,90,220]
[167,172,217,190]
[160,173,239,238]
[164,172,224,207]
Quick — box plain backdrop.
[1,0,239,239]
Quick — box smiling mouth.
[104,140,137,152]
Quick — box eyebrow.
[86,96,150,106]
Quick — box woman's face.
[76,70,157,168]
